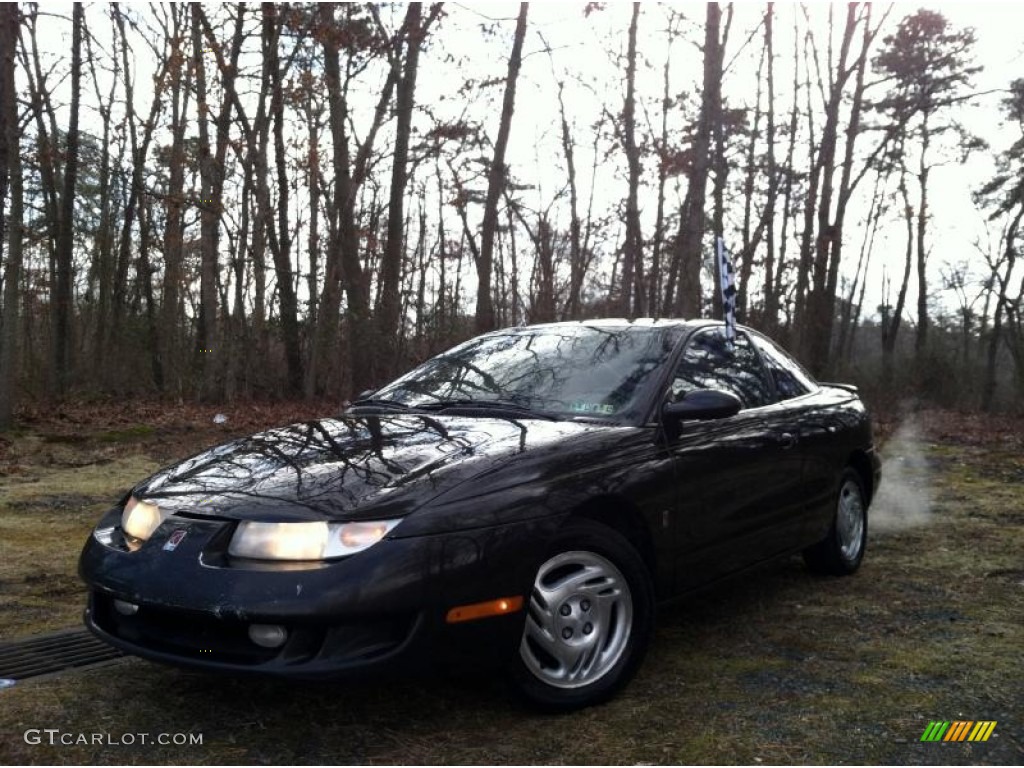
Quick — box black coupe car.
[80,319,881,710]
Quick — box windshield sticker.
[570,402,616,415]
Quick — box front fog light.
[113,599,139,616]
[248,624,288,648]
[121,497,164,541]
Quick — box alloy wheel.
[519,550,633,690]
[837,478,865,561]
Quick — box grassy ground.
[0,404,1021,764]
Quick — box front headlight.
[228,519,400,561]
[121,496,165,541]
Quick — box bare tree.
[191,2,218,397]
[873,9,980,361]
[313,2,401,396]
[158,6,192,395]
[880,143,915,386]
[83,8,119,376]
[476,2,528,333]
[794,4,872,375]
[110,3,170,385]
[668,2,722,319]
[262,2,303,395]
[52,2,84,396]
[618,2,643,317]
[375,3,441,382]
[0,2,21,428]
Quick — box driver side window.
[669,329,773,409]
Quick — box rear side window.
[751,335,817,400]
[670,329,773,409]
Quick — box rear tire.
[804,467,867,576]
[508,519,654,711]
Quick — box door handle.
[779,432,798,449]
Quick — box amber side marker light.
[445,596,524,624]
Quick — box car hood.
[132,414,598,522]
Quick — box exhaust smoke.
[872,417,934,533]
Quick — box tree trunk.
[305,97,321,335]
[881,160,915,387]
[822,5,873,366]
[476,2,528,333]
[376,3,424,383]
[709,5,731,322]
[508,198,555,324]
[0,2,21,429]
[314,3,399,397]
[798,5,860,376]
[649,24,674,317]
[251,77,269,393]
[159,9,191,396]
[774,9,802,339]
[915,112,931,359]
[48,3,83,394]
[737,41,765,322]
[0,3,12,270]
[555,79,583,320]
[138,193,162,389]
[191,3,218,399]
[619,2,643,318]
[85,14,118,376]
[22,9,61,293]
[227,166,252,401]
[262,3,303,396]
[51,3,84,396]
[982,209,1023,410]
[671,1,721,319]
[110,4,169,370]
[762,3,779,332]
[981,301,1003,412]
[793,28,818,350]
[414,202,428,349]
[838,167,885,363]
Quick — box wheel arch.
[567,495,657,581]
[846,450,875,504]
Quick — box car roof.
[493,318,735,333]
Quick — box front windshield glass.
[373,325,676,420]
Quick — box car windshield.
[372,325,676,421]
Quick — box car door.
[666,328,804,591]
[750,332,832,545]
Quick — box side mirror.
[663,389,742,423]
[355,389,376,401]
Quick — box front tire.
[508,519,654,711]
[804,467,868,576]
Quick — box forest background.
[2,1,1024,429]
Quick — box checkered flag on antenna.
[717,236,736,348]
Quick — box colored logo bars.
[920,721,997,742]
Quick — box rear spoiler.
[820,381,859,394]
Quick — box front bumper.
[80,509,561,679]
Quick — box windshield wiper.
[417,398,560,421]
[348,397,410,412]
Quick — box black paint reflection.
[373,324,677,421]
[134,415,599,522]
[669,329,773,408]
